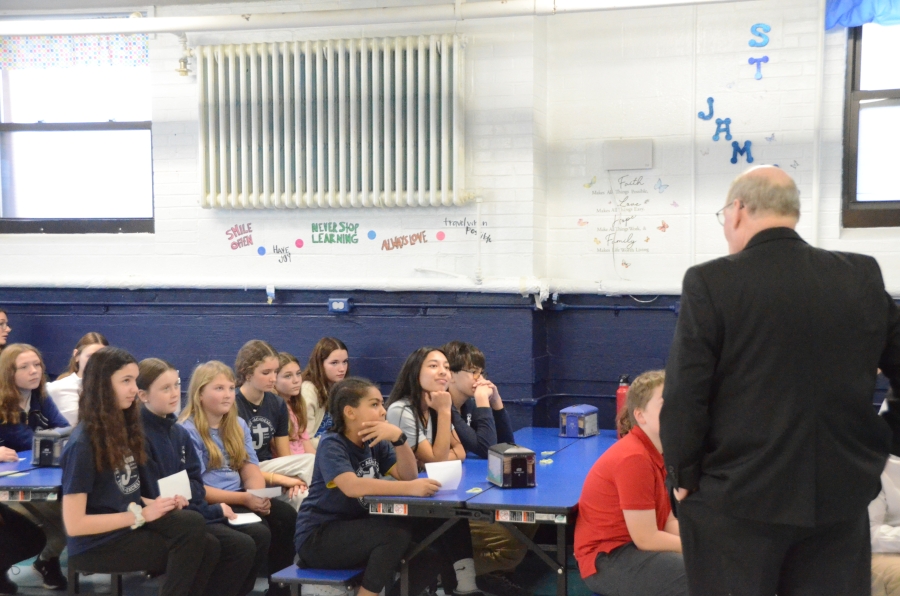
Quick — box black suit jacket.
[660,227,900,527]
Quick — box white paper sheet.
[247,487,282,499]
[157,470,192,500]
[228,513,263,526]
[424,460,462,492]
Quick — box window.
[0,35,153,233]
[842,24,900,228]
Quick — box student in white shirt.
[46,332,108,425]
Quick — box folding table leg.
[556,524,567,596]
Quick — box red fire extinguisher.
[616,374,630,437]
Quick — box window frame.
[0,54,155,235]
[842,25,900,228]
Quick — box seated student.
[441,341,514,458]
[295,377,485,596]
[441,341,526,596]
[0,343,70,590]
[870,398,900,596]
[0,503,46,594]
[0,309,10,352]
[180,360,297,596]
[46,332,109,426]
[385,347,466,466]
[137,358,259,596]
[233,340,310,509]
[274,353,316,455]
[61,347,216,596]
[300,337,349,447]
[574,370,687,596]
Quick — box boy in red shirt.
[574,370,687,596]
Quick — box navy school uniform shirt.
[139,407,224,523]
[294,431,397,553]
[452,398,515,459]
[235,388,290,462]
[0,389,69,452]
[60,424,142,557]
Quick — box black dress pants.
[69,509,217,596]
[678,493,871,596]
[298,515,473,595]
[0,503,46,572]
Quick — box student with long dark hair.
[47,332,109,426]
[0,344,70,590]
[296,377,487,596]
[386,347,466,466]
[138,358,258,596]
[61,347,217,596]
[300,337,349,446]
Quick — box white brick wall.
[2,0,898,294]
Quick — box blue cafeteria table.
[0,449,36,477]
[365,427,615,596]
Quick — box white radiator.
[197,35,466,209]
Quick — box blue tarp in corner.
[826,0,900,29]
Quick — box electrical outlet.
[328,298,353,313]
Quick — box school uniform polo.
[574,425,671,578]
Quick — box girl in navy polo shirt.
[60,347,216,596]
[574,370,687,596]
[0,343,70,589]
[296,377,486,596]
[137,358,259,596]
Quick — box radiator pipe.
[0,0,748,36]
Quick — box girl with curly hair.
[61,347,217,596]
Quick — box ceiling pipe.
[0,0,746,36]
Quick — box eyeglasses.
[0,322,8,330]
[716,200,741,226]
[462,368,484,379]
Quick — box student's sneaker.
[0,569,17,595]
[32,557,67,591]
[475,572,528,596]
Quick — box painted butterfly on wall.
[577,219,589,226]
[658,221,669,232]
[766,133,776,142]
[621,260,631,269]
[671,201,679,208]
[584,176,597,189]
[654,178,669,193]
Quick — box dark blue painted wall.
[0,288,889,429]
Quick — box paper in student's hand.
[424,460,462,492]
[228,513,263,526]
[157,470,192,500]
[247,487,282,499]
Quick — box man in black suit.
[660,165,900,595]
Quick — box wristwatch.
[391,432,408,447]
[128,502,145,530]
